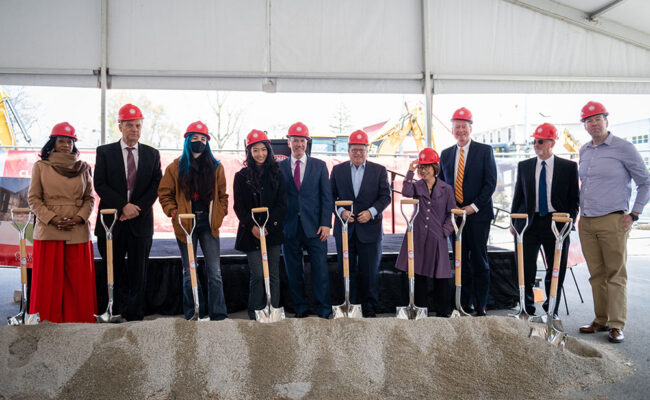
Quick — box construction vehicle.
[369,102,428,156]
[0,87,32,146]
[561,128,580,158]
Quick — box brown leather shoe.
[579,321,608,333]
[608,328,624,343]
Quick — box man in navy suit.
[330,130,391,317]
[510,123,579,316]
[280,122,334,319]
[439,107,497,316]
[94,104,162,321]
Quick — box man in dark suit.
[510,123,579,316]
[330,130,391,317]
[439,107,497,316]
[280,122,334,319]
[94,104,162,321]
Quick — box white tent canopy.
[1,0,649,94]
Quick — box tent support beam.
[99,0,108,145]
[588,0,627,20]
[422,0,433,149]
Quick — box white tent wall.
[430,0,650,93]
[0,0,649,93]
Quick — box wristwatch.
[630,213,639,222]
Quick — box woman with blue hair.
[158,121,229,320]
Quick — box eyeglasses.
[417,165,432,170]
[349,148,367,154]
[535,139,545,145]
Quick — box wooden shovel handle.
[454,240,462,285]
[106,239,114,284]
[252,207,269,213]
[516,242,524,286]
[401,199,418,205]
[552,216,572,223]
[179,214,195,219]
[510,213,528,219]
[451,209,465,216]
[19,238,27,284]
[13,208,30,213]
[549,248,562,297]
[260,234,270,279]
[342,231,349,278]
[407,231,414,278]
[100,209,117,214]
[335,200,353,207]
[187,241,198,288]
[552,212,569,218]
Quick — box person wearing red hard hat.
[510,123,579,317]
[234,129,287,319]
[27,122,97,322]
[158,121,229,320]
[94,103,162,321]
[395,148,456,317]
[330,129,391,317]
[438,107,497,316]
[279,122,334,318]
[577,101,650,343]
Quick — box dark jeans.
[176,212,227,320]
[246,244,282,320]
[97,230,151,321]
[283,222,332,317]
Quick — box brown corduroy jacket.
[28,157,94,244]
[158,157,228,243]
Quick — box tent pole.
[100,0,108,145]
[422,0,433,148]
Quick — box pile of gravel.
[0,316,631,399]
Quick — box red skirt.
[29,240,97,323]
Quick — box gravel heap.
[0,316,631,399]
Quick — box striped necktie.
[455,147,465,204]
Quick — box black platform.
[93,235,518,316]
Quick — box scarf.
[43,152,90,178]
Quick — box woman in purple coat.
[395,148,455,317]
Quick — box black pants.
[520,214,570,315]
[414,275,452,317]
[97,231,152,321]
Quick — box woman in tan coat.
[27,122,96,323]
[158,121,229,320]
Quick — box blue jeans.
[176,212,227,320]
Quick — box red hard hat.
[50,122,77,141]
[451,107,473,123]
[287,122,310,139]
[118,104,144,121]
[348,130,369,145]
[417,148,440,164]
[581,101,608,122]
[531,123,558,140]
[184,121,210,140]
[246,129,269,148]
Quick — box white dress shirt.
[535,154,556,213]
[120,139,139,201]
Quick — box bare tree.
[208,92,243,150]
[2,86,38,145]
[107,91,180,148]
[329,102,352,136]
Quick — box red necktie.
[294,160,301,191]
[126,147,136,193]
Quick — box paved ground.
[2,239,649,399]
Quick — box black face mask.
[190,141,206,154]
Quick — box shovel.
[450,208,470,318]
[508,213,530,320]
[396,199,427,320]
[94,209,123,323]
[252,207,285,323]
[332,200,363,319]
[7,208,40,326]
[530,214,572,348]
[178,213,209,322]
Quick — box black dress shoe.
[294,311,308,318]
[363,310,377,318]
[475,308,487,317]
[462,304,475,314]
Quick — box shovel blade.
[332,303,363,319]
[396,305,428,320]
[508,308,532,321]
[24,313,40,325]
[7,311,25,326]
[255,306,285,323]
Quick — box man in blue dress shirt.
[577,101,650,344]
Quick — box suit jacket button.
[426,217,429,220]
[273,221,277,226]
[427,201,431,205]
[427,209,430,212]
[425,225,428,228]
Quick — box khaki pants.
[578,213,629,330]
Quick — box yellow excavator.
[0,87,32,146]
[369,102,428,156]
[561,128,580,158]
